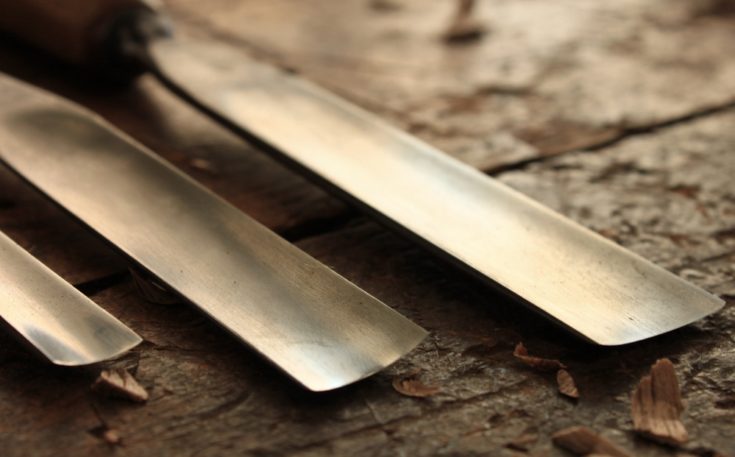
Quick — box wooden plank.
[168,0,735,169]
[1,110,733,456]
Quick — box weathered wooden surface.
[0,1,733,456]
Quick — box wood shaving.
[557,369,580,399]
[92,368,149,403]
[513,342,567,371]
[552,426,632,457]
[443,0,487,43]
[631,358,688,446]
[392,372,440,398]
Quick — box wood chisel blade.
[145,37,724,345]
[0,230,141,365]
[0,73,427,391]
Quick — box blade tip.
[298,327,429,392]
[586,295,726,347]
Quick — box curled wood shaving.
[392,372,440,398]
[513,342,567,371]
[557,369,580,399]
[631,358,688,446]
[552,426,632,457]
[92,368,149,403]
[443,0,487,43]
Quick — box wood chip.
[92,368,149,403]
[631,358,688,446]
[513,342,567,371]
[552,426,632,457]
[89,425,123,446]
[392,372,440,398]
[443,0,487,43]
[557,369,580,399]
[102,428,122,445]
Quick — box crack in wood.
[487,98,735,176]
[284,377,533,454]
[191,390,252,421]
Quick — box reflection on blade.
[0,231,141,365]
[147,37,723,345]
[0,74,426,391]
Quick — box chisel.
[0,1,723,345]
[0,73,427,391]
[0,230,141,365]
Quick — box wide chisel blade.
[144,36,723,346]
[0,73,427,391]
[0,231,141,365]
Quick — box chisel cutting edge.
[0,231,141,365]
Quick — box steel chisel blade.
[0,231,141,365]
[145,36,723,345]
[0,73,427,391]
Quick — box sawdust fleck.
[552,426,632,457]
[631,358,688,446]
[89,424,123,447]
[102,428,122,445]
[557,369,580,399]
[92,368,149,403]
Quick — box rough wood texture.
[0,1,733,456]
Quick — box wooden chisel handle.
[0,0,161,66]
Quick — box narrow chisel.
[0,230,141,365]
[0,1,723,345]
[0,73,427,391]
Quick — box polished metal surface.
[0,231,141,365]
[0,74,427,391]
[147,37,724,345]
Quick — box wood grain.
[0,1,733,455]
